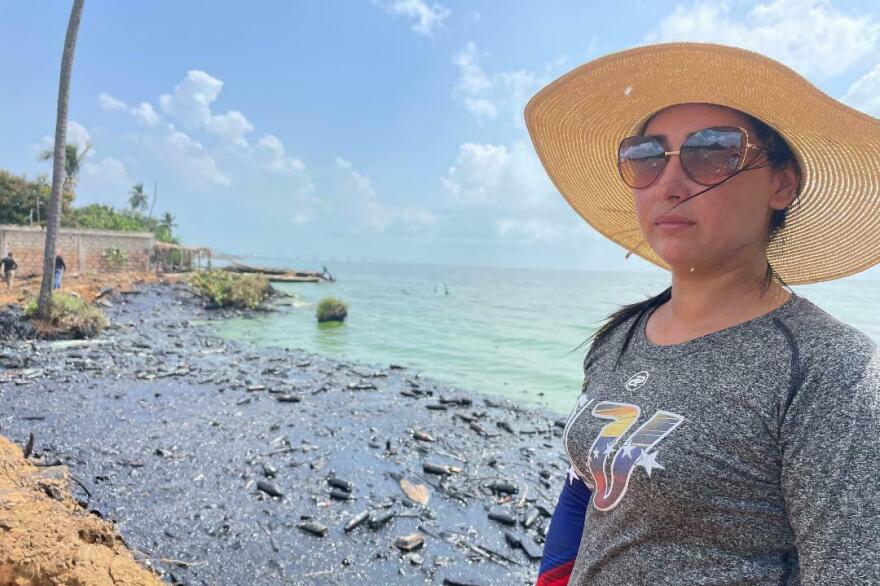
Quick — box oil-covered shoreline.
[0,282,573,585]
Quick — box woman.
[526,43,880,585]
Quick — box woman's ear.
[769,163,798,210]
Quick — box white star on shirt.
[592,447,600,459]
[637,450,664,477]
[567,465,580,485]
[622,444,637,459]
[603,443,614,456]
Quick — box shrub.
[102,246,128,271]
[189,270,271,309]
[24,293,108,338]
[69,203,180,243]
[316,297,347,323]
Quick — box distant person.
[53,252,66,290]
[1,252,17,291]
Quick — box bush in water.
[316,297,347,323]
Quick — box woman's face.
[633,103,795,273]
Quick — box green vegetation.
[69,204,179,243]
[189,270,271,309]
[40,142,90,194]
[129,182,149,212]
[0,170,179,243]
[24,292,108,338]
[316,297,348,323]
[102,246,128,271]
[0,171,73,225]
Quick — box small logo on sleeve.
[625,370,649,391]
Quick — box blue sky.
[0,0,878,273]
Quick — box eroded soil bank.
[0,433,163,585]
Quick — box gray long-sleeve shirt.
[562,291,880,585]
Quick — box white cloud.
[159,70,254,146]
[98,92,127,112]
[442,141,553,210]
[99,92,161,126]
[205,111,254,147]
[442,142,510,203]
[80,157,131,200]
[452,42,551,125]
[158,70,220,125]
[388,0,450,37]
[97,75,318,235]
[82,157,127,182]
[66,121,92,155]
[164,125,231,189]
[131,102,160,126]
[645,0,880,79]
[440,140,598,243]
[335,157,435,233]
[33,120,94,161]
[842,63,880,116]
[335,157,390,232]
[258,134,306,175]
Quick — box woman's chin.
[649,241,695,263]
[656,250,703,271]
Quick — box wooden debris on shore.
[223,262,335,283]
[399,478,430,505]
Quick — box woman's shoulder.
[777,293,878,380]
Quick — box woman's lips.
[654,216,695,230]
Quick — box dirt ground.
[0,270,188,585]
[0,434,163,585]
[0,271,175,307]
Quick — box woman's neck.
[647,259,791,345]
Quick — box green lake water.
[212,262,880,414]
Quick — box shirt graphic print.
[564,373,685,512]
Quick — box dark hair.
[580,109,802,368]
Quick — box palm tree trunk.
[148,181,158,219]
[37,0,85,319]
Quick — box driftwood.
[225,263,288,275]
[223,262,334,282]
[266,274,322,283]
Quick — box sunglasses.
[617,126,765,189]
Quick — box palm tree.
[40,141,91,195]
[159,212,177,231]
[37,0,85,319]
[129,182,148,212]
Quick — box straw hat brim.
[524,42,880,285]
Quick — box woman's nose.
[646,152,694,201]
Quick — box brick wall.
[0,225,154,276]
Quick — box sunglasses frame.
[617,125,764,189]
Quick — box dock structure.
[153,242,213,273]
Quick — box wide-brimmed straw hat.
[524,42,880,285]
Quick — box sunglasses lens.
[680,127,744,185]
[618,137,666,188]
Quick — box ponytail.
[575,286,672,368]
